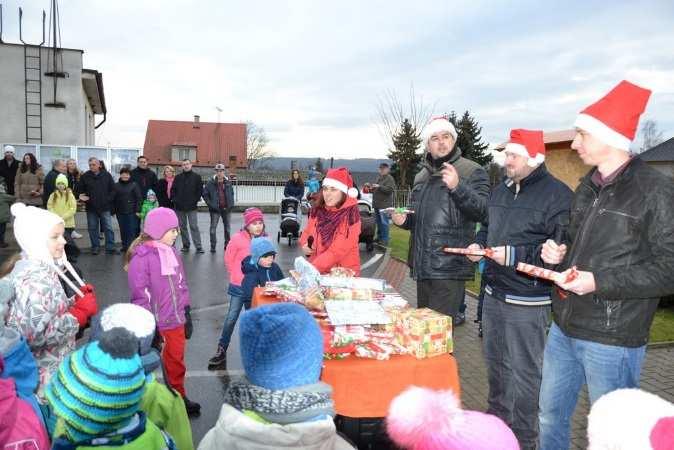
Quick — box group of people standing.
[391,80,674,450]
[0,151,237,256]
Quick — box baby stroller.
[278,196,302,246]
[358,198,375,252]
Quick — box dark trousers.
[482,292,549,450]
[416,279,465,318]
[0,222,6,243]
[117,213,139,250]
[209,209,231,249]
[176,209,202,249]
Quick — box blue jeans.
[86,210,115,251]
[538,323,646,450]
[374,209,390,244]
[116,213,139,250]
[218,285,250,349]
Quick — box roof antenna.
[45,0,66,108]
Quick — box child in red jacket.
[208,208,266,370]
[300,167,361,275]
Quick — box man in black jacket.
[0,145,19,195]
[42,159,67,206]
[171,159,204,253]
[372,162,396,246]
[130,155,158,198]
[467,129,572,450]
[202,164,234,252]
[538,80,674,450]
[392,116,489,324]
[78,157,116,255]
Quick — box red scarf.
[311,203,360,248]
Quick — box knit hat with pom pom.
[386,386,519,450]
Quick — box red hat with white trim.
[504,129,545,168]
[322,167,358,198]
[574,80,652,151]
[422,115,458,147]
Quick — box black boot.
[208,344,226,370]
[183,396,201,417]
[478,321,483,338]
[453,312,466,326]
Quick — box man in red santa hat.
[538,80,674,449]
[465,129,572,450]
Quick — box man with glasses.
[171,159,205,253]
[202,164,234,253]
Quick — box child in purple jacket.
[125,207,201,417]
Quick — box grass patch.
[389,226,674,344]
[650,307,674,343]
[389,226,410,261]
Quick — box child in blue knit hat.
[47,327,177,449]
[198,303,355,449]
[240,237,285,308]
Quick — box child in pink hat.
[208,207,266,370]
[387,386,520,450]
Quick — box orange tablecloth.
[251,287,461,418]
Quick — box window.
[171,146,197,162]
[39,146,73,171]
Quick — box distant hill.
[260,157,392,173]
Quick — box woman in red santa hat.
[300,167,361,275]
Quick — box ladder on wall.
[24,44,43,143]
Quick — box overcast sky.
[3,0,674,157]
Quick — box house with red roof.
[143,116,247,169]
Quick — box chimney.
[193,115,200,128]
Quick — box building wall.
[544,142,591,190]
[0,43,89,146]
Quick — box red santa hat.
[504,129,545,167]
[422,115,458,146]
[322,167,358,198]
[574,80,652,151]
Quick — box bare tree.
[246,121,274,169]
[638,119,664,154]
[374,85,435,151]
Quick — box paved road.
[0,211,383,445]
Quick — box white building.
[0,41,106,146]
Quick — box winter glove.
[184,306,193,340]
[68,283,98,328]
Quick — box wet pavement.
[0,211,384,445]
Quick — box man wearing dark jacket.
[538,80,674,450]
[467,129,572,450]
[392,116,489,325]
[42,159,67,206]
[130,155,158,198]
[78,157,116,255]
[171,159,204,253]
[372,162,396,246]
[202,164,235,253]
[0,146,20,195]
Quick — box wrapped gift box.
[394,308,453,358]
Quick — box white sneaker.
[72,231,83,239]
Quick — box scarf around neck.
[224,380,335,425]
[148,241,179,276]
[310,201,359,248]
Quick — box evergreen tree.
[314,157,324,174]
[447,110,492,166]
[389,118,422,189]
